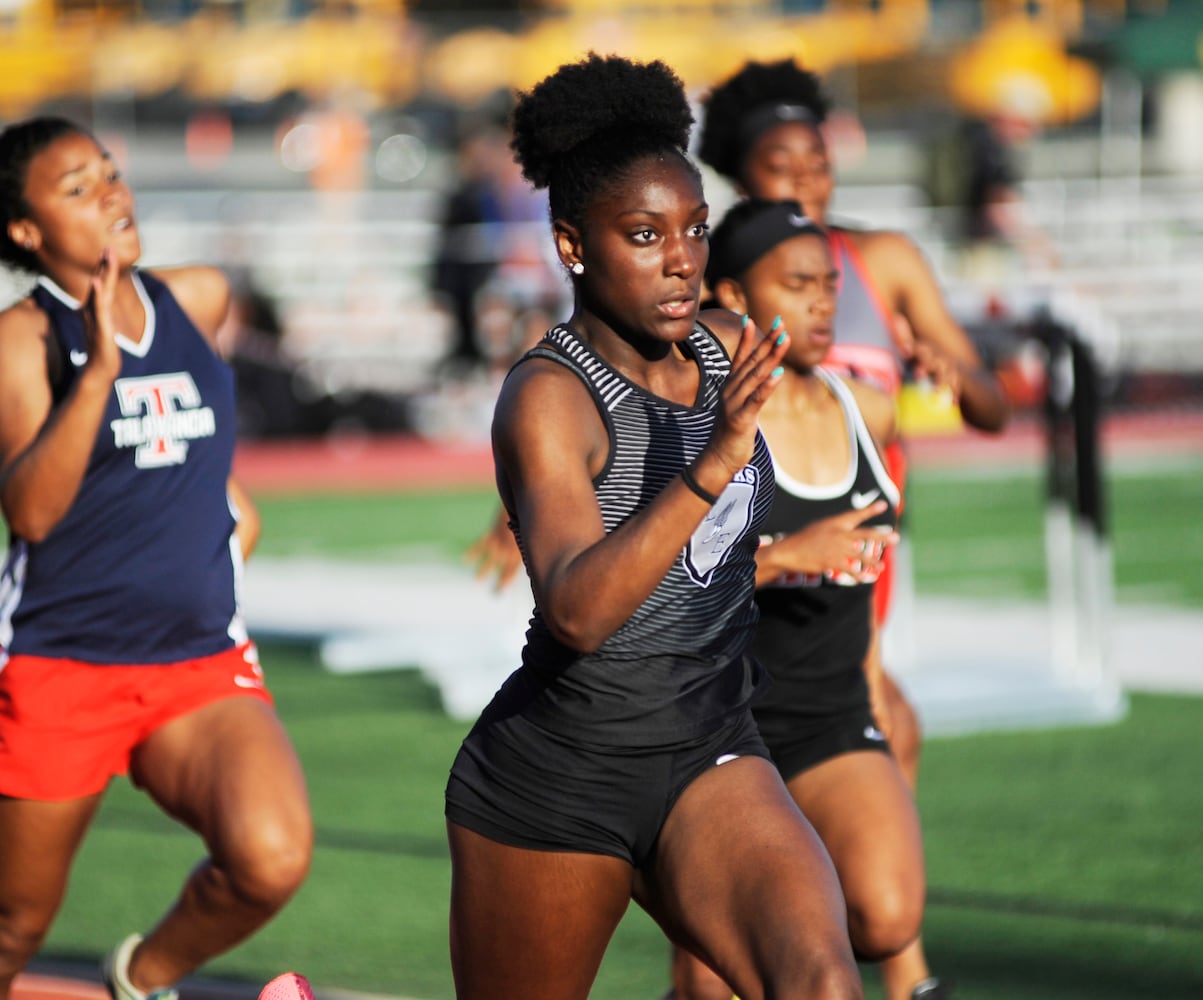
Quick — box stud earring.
[569,262,584,276]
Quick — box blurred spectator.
[429,114,511,376]
[926,102,1058,277]
[304,92,372,193]
[217,278,415,439]
[429,102,564,379]
[958,111,1031,245]
[216,278,328,438]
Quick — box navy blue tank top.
[752,368,900,731]
[0,271,246,664]
[480,322,774,748]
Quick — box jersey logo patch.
[111,372,216,468]
[683,465,758,588]
[851,489,880,509]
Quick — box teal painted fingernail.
[775,332,787,345]
[771,366,785,378]
[741,313,749,329]
[769,315,782,331]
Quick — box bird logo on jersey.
[110,372,216,468]
[683,465,758,587]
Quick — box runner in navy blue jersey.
[0,117,311,1000]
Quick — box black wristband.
[681,465,720,506]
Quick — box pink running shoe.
[258,973,315,1000]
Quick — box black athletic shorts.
[445,708,771,868]
[761,705,893,784]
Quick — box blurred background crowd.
[1,0,1201,443]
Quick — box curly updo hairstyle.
[0,117,88,273]
[510,53,698,229]
[697,59,831,184]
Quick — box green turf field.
[33,461,1203,998]
[902,462,1203,607]
[246,462,1203,608]
[45,662,1203,999]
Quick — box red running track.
[231,410,1202,495]
[11,975,108,1000]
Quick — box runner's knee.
[220,816,312,910]
[671,945,735,1000]
[846,884,922,961]
[752,927,863,1000]
[766,949,863,1000]
[0,904,57,978]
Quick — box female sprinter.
[689,60,1012,999]
[443,55,862,1000]
[669,198,940,1000]
[0,117,312,1000]
[697,61,1009,790]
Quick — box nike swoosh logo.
[234,674,265,689]
[851,489,880,509]
[789,213,811,227]
[864,726,886,742]
[70,349,89,366]
[715,754,740,766]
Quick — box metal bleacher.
[176,165,1202,391]
[830,170,1203,377]
[4,149,1202,397]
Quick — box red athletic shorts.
[0,642,273,802]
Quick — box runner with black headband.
[666,199,945,1000]
[697,63,1008,789]
[681,57,1007,1000]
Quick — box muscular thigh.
[786,751,923,906]
[129,697,309,857]
[447,822,633,1000]
[0,795,102,925]
[643,756,851,989]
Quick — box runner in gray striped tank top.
[444,53,863,1000]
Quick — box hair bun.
[512,52,693,189]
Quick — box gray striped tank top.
[500,321,775,747]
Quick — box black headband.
[707,199,825,286]
[736,102,820,150]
